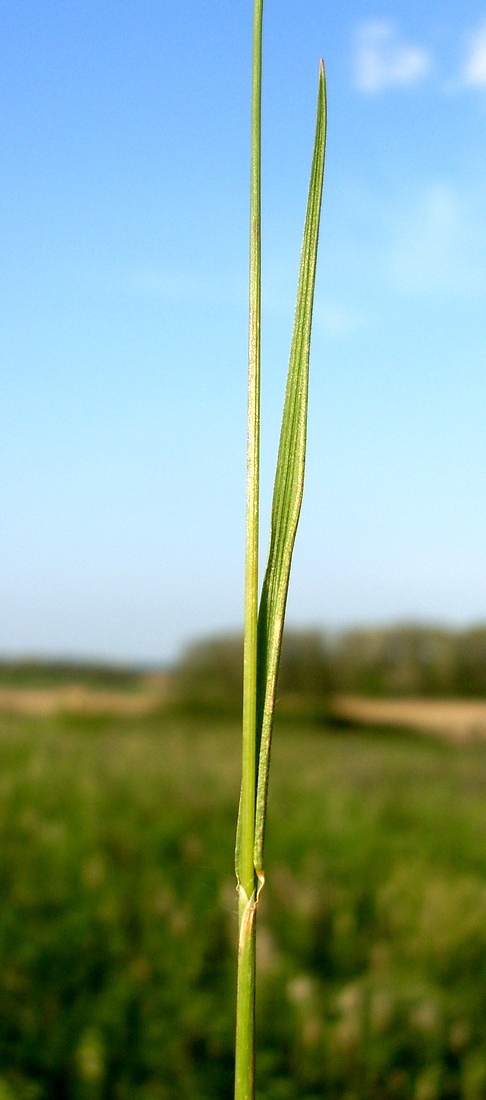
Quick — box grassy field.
[2,714,486,1099]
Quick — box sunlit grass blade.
[234,2,263,1099]
[254,61,327,882]
[235,0,263,908]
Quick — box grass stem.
[235,7,325,1100]
[234,3,263,1099]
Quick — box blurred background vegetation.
[171,625,486,718]
[3,627,486,1098]
[5,624,486,717]
[2,712,486,1099]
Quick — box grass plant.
[235,4,326,1097]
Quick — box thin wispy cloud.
[355,21,431,93]
[88,262,243,305]
[388,183,486,297]
[463,19,486,87]
[390,184,460,293]
[314,301,367,339]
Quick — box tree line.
[3,625,486,715]
[172,625,486,715]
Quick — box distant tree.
[174,630,331,717]
[456,629,486,697]
[174,635,243,714]
[330,626,458,697]
[276,630,331,717]
[173,623,486,710]
[0,660,143,691]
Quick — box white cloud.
[390,184,459,293]
[314,301,366,338]
[355,21,431,93]
[463,20,486,86]
[388,182,486,296]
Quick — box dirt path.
[0,673,170,716]
[2,683,486,739]
[333,696,486,742]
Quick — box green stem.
[235,2,263,1099]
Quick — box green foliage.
[0,661,144,691]
[0,715,237,1100]
[174,636,244,716]
[274,630,331,720]
[332,626,458,697]
[2,714,486,1098]
[456,628,486,696]
[331,624,486,698]
[172,624,486,715]
[173,631,331,718]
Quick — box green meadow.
[2,713,486,1099]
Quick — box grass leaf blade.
[254,61,327,880]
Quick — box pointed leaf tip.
[252,60,327,876]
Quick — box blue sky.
[2,1,486,664]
